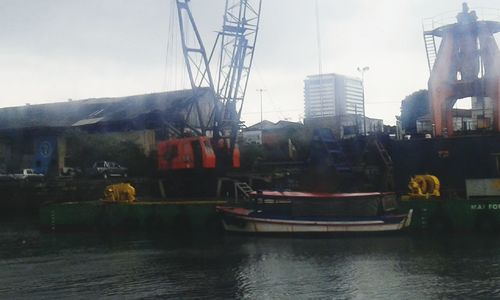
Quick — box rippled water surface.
[1,220,500,299]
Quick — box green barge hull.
[400,197,500,232]
[40,200,225,232]
[41,197,500,233]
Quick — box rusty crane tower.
[424,3,500,137]
[175,0,262,145]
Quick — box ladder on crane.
[423,33,438,73]
[422,17,438,74]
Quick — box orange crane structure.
[424,3,500,137]
[158,0,262,172]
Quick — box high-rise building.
[304,73,364,119]
[303,73,383,138]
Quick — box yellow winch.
[103,183,136,203]
[408,175,440,198]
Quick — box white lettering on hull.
[470,203,500,210]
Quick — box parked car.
[12,169,44,181]
[87,161,128,179]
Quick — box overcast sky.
[1,0,499,126]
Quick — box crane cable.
[315,0,323,77]
[163,0,178,91]
[315,0,324,118]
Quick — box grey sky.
[1,0,499,126]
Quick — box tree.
[400,90,429,134]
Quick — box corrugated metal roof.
[245,120,303,131]
[0,88,213,130]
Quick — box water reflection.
[1,221,500,298]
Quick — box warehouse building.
[0,88,216,175]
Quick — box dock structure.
[40,199,225,233]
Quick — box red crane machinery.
[424,3,500,137]
[158,0,262,171]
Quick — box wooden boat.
[216,191,413,234]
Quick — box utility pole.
[256,88,266,129]
[357,66,369,135]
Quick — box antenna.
[314,0,324,117]
[315,0,323,76]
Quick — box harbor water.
[1,219,500,299]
